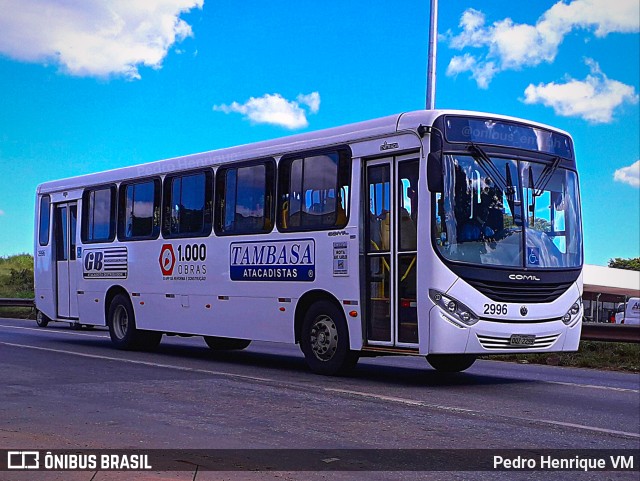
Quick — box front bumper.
[427,307,582,355]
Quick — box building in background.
[583,265,640,323]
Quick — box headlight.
[562,298,582,326]
[429,289,479,327]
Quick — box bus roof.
[36,109,572,194]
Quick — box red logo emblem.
[159,244,175,276]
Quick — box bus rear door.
[54,202,79,319]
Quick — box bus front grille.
[477,333,560,350]
[465,279,573,303]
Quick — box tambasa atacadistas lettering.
[230,241,315,281]
[231,243,313,266]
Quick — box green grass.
[0,254,35,319]
[0,253,34,298]
[483,341,640,372]
[0,307,34,319]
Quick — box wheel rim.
[310,315,338,361]
[112,305,128,340]
[36,311,44,325]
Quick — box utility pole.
[426,0,438,110]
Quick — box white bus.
[34,110,584,375]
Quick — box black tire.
[108,294,162,351]
[138,330,163,351]
[204,336,251,350]
[35,310,49,328]
[300,300,359,376]
[426,354,476,373]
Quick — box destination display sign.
[229,240,315,281]
[444,115,573,159]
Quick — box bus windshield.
[434,154,582,268]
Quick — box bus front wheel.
[300,300,358,376]
[108,294,161,351]
[426,354,476,373]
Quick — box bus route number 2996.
[484,303,508,315]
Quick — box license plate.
[510,334,535,346]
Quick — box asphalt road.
[0,316,638,481]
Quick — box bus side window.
[278,149,351,231]
[81,185,116,243]
[118,178,161,240]
[162,170,213,238]
[39,195,51,246]
[214,159,275,235]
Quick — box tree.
[608,257,640,271]
[9,268,33,294]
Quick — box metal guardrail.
[0,298,35,308]
[581,323,640,343]
[0,299,638,342]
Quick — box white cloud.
[296,92,320,114]
[0,209,4,216]
[614,160,640,188]
[446,0,639,87]
[213,92,321,129]
[544,0,640,37]
[523,59,638,123]
[446,53,497,89]
[0,0,203,80]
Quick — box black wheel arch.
[104,285,130,326]
[294,289,345,344]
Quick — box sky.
[0,0,638,266]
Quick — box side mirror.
[427,152,443,192]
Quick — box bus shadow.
[154,341,530,387]
[349,361,529,388]
[55,336,531,388]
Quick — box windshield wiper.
[467,143,509,192]
[505,162,523,225]
[532,156,561,197]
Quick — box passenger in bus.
[380,211,390,251]
[458,176,502,243]
[477,177,503,237]
[400,185,417,251]
[369,210,383,251]
[399,206,417,250]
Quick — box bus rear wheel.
[108,294,161,351]
[300,300,358,376]
[35,310,49,328]
[426,354,476,373]
[204,336,251,350]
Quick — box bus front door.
[365,156,419,347]
[54,202,79,319]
